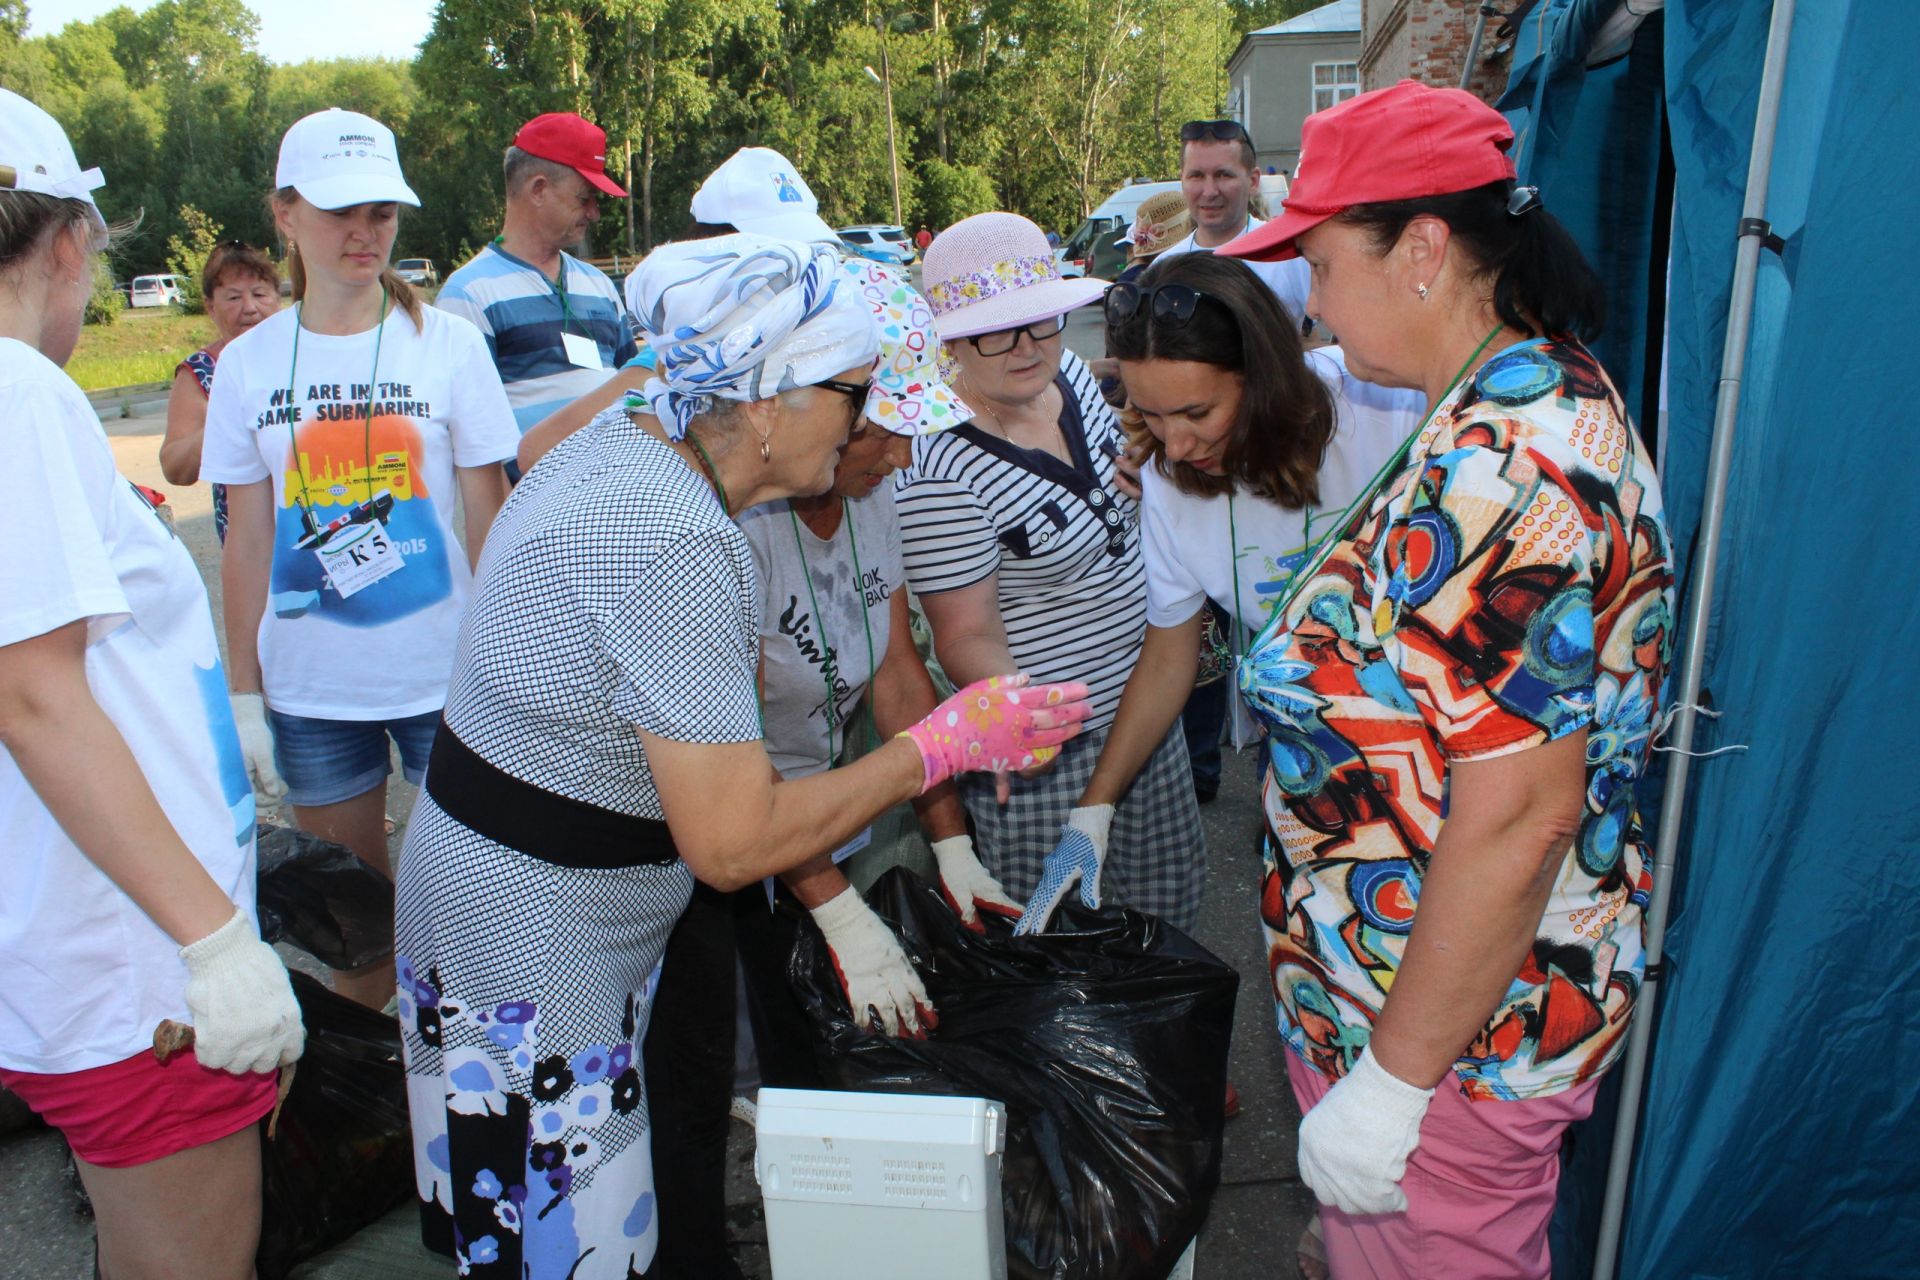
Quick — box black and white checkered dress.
[393,408,760,1280]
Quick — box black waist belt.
[424,719,678,869]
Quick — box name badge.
[316,518,406,598]
[561,331,605,370]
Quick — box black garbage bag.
[791,868,1238,1280]
[255,824,395,970]
[257,971,415,1280]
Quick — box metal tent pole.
[1590,1,1798,1275]
[1461,4,1494,89]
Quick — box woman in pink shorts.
[0,91,304,1278]
[1220,82,1675,1277]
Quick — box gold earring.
[757,425,773,463]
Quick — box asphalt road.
[0,326,1314,1279]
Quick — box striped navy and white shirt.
[435,243,641,434]
[896,350,1145,730]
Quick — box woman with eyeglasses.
[1014,251,1424,939]
[897,212,1206,933]
[392,233,1089,1279]
[159,240,282,543]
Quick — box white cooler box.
[755,1087,1008,1280]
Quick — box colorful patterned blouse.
[1240,337,1675,1100]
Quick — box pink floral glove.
[900,674,1091,792]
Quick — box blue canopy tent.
[1491,1,1920,1276]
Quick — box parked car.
[129,273,185,308]
[837,225,915,268]
[394,258,438,287]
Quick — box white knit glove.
[230,693,287,801]
[1297,1045,1435,1214]
[179,909,305,1074]
[1013,804,1114,935]
[931,834,1020,930]
[810,887,935,1037]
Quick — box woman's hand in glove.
[179,909,305,1074]
[900,674,1090,793]
[932,835,1020,931]
[1014,804,1113,935]
[810,887,936,1037]
[229,692,286,801]
[1296,1045,1435,1214]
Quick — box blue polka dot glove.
[1013,804,1114,935]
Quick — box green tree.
[914,157,995,230]
[164,203,222,313]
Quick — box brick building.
[1359,0,1513,101]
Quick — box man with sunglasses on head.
[1161,119,1311,325]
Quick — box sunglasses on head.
[1103,282,1218,329]
[1179,119,1252,145]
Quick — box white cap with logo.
[0,88,106,207]
[690,147,836,243]
[276,108,420,211]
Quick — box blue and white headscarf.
[626,233,879,440]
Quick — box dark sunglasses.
[817,377,873,431]
[1103,282,1218,329]
[965,316,1066,358]
[1179,119,1252,144]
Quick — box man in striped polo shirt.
[436,112,641,473]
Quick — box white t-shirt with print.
[738,490,906,779]
[1141,347,1426,635]
[201,304,518,720]
[0,339,259,1074]
[1159,214,1312,325]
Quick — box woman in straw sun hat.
[1221,80,1674,1277]
[896,211,1207,936]
[0,88,302,1279]
[392,230,1089,1279]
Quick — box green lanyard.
[495,236,575,328]
[783,501,878,764]
[1226,495,1313,667]
[285,287,388,515]
[1230,324,1505,655]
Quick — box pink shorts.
[0,1047,277,1168]
[1287,1051,1600,1280]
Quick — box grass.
[68,308,217,392]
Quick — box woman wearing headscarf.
[1220,82,1675,1277]
[393,233,1088,1280]
[898,212,1206,933]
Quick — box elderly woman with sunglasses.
[392,233,1089,1280]
[896,212,1205,932]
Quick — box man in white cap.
[436,112,641,468]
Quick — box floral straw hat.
[921,211,1109,342]
[845,259,973,435]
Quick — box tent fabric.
[1502,1,1920,1276]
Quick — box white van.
[1054,181,1181,279]
[130,274,185,308]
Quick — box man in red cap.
[436,112,641,476]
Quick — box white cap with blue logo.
[690,146,837,244]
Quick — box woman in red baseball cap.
[1223,81,1677,1278]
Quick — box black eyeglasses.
[817,377,872,430]
[1103,282,1218,329]
[1179,119,1253,145]
[965,316,1066,358]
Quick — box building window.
[1312,62,1359,113]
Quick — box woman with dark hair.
[1221,81,1674,1277]
[1014,249,1422,932]
[159,241,282,543]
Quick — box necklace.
[684,431,730,514]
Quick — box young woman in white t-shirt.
[202,110,516,1007]
[1016,250,1424,932]
[0,89,302,1280]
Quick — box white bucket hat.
[691,147,837,243]
[844,260,971,436]
[922,211,1108,341]
[0,88,106,209]
[276,108,419,210]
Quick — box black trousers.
[642,881,826,1279]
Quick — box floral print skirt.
[394,793,696,1279]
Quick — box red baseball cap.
[1221,80,1516,262]
[512,112,628,197]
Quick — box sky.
[24,0,440,64]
